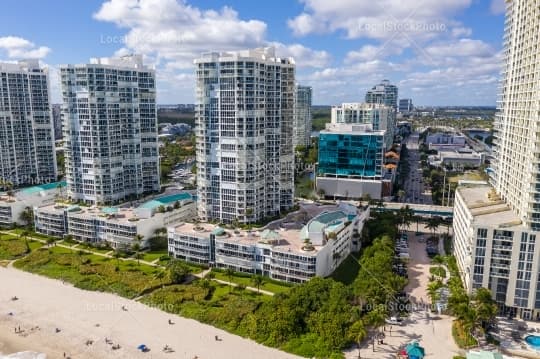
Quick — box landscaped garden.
[14,246,169,298]
[210,268,292,294]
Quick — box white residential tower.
[60,55,160,205]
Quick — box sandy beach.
[0,265,299,359]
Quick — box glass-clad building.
[318,130,383,179]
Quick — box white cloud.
[94,0,331,102]
[450,27,472,38]
[490,0,506,15]
[424,39,495,59]
[271,42,331,68]
[288,0,472,41]
[286,0,502,105]
[94,0,267,65]
[0,36,51,59]
[344,43,404,63]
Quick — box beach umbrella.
[137,344,147,350]
[405,341,425,359]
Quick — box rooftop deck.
[457,185,522,228]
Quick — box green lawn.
[212,270,292,294]
[28,240,44,251]
[331,254,361,285]
[141,250,167,263]
[14,247,168,298]
[74,242,112,254]
[7,228,56,241]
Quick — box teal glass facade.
[318,133,384,178]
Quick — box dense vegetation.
[411,116,494,131]
[14,247,170,298]
[159,136,196,181]
[311,107,331,131]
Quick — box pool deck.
[495,318,540,358]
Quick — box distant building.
[428,149,484,169]
[0,61,57,187]
[195,48,295,224]
[331,102,396,141]
[316,123,395,200]
[365,80,398,110]
[399,98,413,113]
[168,202,369,283]
[293,85,312,148]
[51,104,62,140]
[61,55,160,205]
[396,121,412,136]
[0,181,66,227]
[34,192,196,248]
[426,132,466,151]
[160,123,191,137]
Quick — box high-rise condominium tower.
[195,47,295,224]
[453,0,540,319]
[365,80,398,110]
[61,55,160,205]
[0,60,56,187]
[293,85,312,148]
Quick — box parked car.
[385,317,404,326]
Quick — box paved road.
[403,134,433,205]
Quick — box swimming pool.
[525,335,540,349]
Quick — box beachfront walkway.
[345,230,461,359]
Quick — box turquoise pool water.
[139,192,193,210]
[525,335,540,349]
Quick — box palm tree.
[432,255,445,279]
[426,217,440,237]
[224,267,235,292]
[19,207,34,230]
[154,269,166,289]
[397,206,414,234]
[366,307,386,352]
[427,280,443,304]
[113,250,122,267]
[251,275,264,293]
[474,288,498,330]
[132,243,141,265]
[349,320,367,359]
[20,230,30,253]
[132,234,144,265]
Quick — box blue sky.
[0,0,506,105]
